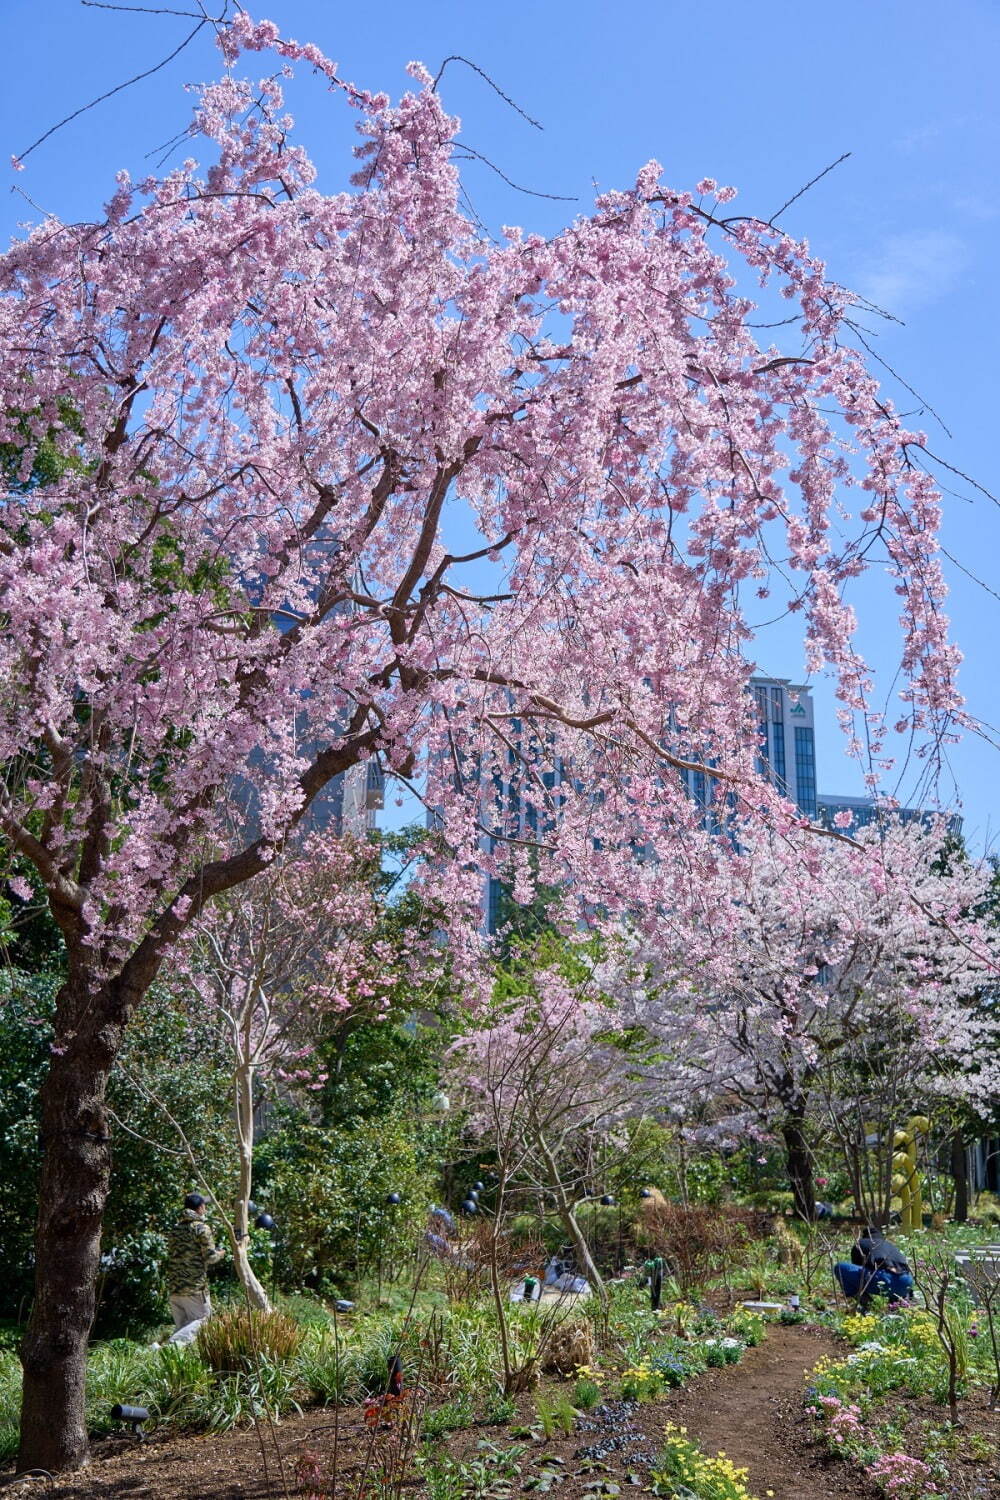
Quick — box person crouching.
[833,1226,913,1310]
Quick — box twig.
[910,442,1000,508]
[451,146,577,202]
[81,1,210,14]
[843,318,953,439]
[432,55,543,130]
[768,151,851,225]
[15,14,216,165]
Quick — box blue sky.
[3,0,999,844]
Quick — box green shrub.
[297,1329,360,1405]
[84,1340,163,1435]
[727,1309,765,1346]
[572,1374,602,1409]
[192,1357,304,1431]
[197,1307,304,1373]
[0,972,237,1336]
[483,1391,517,1425]
[702,1337,743,1368]
[422,1393,474,1439]
[534,1391,577,1436]
[652,1422,756,1499]
[352,1318,404,1396]
[620,1363,667,1401]
[255,1119,436,1293]
[143,1343,211,1425]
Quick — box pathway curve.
[649,1322,869,1500]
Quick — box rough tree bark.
[781,1113,817,1223]
[951,1133,969,1224]
[14,730,372,1471]
[18,966,141,1473]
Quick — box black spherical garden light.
[473,1181,485,1192]
[255,1211,276,1231]
[385,1192,402,1205]
[460,1197,478,1215]
[600,1194,615,1206]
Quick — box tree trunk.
[951,1133,969,1224]
[558,1204,607,1306]
[534,1131,607,1305]
[232,1056,270,1311]
[782,1115,816,1223]
[18,968,134,1473]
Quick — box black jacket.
[851,1232,910,1274]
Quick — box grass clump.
[0,1351,20,1463]
[197,1306,304,1373]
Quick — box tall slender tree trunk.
[782,1113,816,1223]
[18,967,136,1473]
[950,1133,969,1224]
[232,1054,270,1310]
[534,1131,607,1306]
[557,1203,606,1305]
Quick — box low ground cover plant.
[807,1297,1000,1498]
[650,1422,759,1500]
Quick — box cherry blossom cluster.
[0,12,967,1003]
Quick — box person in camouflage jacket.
[163,1193,224,1343]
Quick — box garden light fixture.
[110,1404,149,1441]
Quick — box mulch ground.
[0,1325,885,1500]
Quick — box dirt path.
[652,1322,869,1500]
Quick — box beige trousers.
[168,1289,212,1345]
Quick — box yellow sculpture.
[892,1116,929,1233]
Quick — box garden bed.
[7,1321,873,1500]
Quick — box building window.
[756,716,769,779]
[771,687,783,721]
[794,726,817,817]
[486,876,502,934]
[771,722,786,793]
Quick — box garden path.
[654,1321,869,1499]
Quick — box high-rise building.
[437,675,956,932]
[815,791,962,838]
[307,757,384,840]
[750,675,817,817]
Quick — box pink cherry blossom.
[0,12,981,1471]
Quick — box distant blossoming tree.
[626,822,1000,1218]
[0,12,967,1469]
[448,957,655,1304]
[165,830,435,1310]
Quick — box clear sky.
[3,0,999,844]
